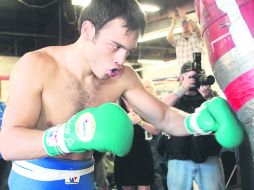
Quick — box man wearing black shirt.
[162,62,225,190]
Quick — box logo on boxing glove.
[75,112,96,142]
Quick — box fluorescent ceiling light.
[135,59,178,72]
[137,59,177,65]
[72,0,91,6]
[138,27,183,43]
[140,4,160,13]
[72,1,160,13]
[137,59,166,65]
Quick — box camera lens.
[206,75,215,85]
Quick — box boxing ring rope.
[0,76,10,81]
[0,76,10,101]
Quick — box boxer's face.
[88,18,140,79]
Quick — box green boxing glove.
[43,103,134,157]
[185,97,244,148]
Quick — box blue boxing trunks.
[8,157,94,190]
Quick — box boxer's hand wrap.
[185,97,244,148]
[43,103,134,157]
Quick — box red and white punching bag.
[195,0,254,188]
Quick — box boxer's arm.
[122,67,189,136]
[0,52,49,160]
[138,119,160,135]
[125,81,243,147]
[126,90,189,136]
[128,111,160,135]
[163,91,182,106]
[123,67,243,148]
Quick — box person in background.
[167,7,202,68]
[0,101,11,190]
[162,61,225,190]
[142,80,166,190]
[114,97,160,190]
[93,151,110,190]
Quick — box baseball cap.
[180,61,192,75]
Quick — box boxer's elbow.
[1,151,12,161]
[0,127,21,161]
[0,137,12,160]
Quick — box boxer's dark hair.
[78,0,146,36]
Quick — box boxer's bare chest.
[38,73,120,131]
[40,74,119,160]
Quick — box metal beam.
[0,31,57,38]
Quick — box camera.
[192,52,215,88]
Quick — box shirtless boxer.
[0,0,243,190]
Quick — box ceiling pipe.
[0,31,56,38]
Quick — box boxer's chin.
[100,74,110,80]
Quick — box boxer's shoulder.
[120,65,144,89]
[15,49,58,73]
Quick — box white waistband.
[12,160,94,181]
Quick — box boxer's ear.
[80,20,95,41]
